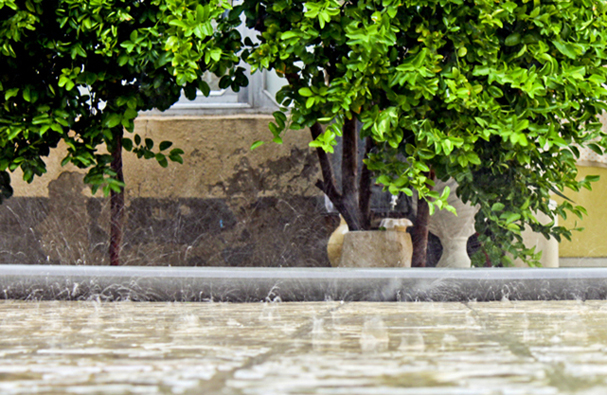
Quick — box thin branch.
[310,122,341,202]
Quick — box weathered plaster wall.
[555,166,607,258]
[11,115,321,199]
[556,113,607,260]
[1,115,337,266]
[5,113,607,266]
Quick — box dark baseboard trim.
[1,265,607,302]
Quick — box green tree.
[0,0,246,265]
[241,0,607,266]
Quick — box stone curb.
[1,265,607,302]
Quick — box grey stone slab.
[2,265,607,302]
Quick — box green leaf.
[123,108,137,120]
[549,186,575,203]
[502,212,521,224]
[440,186,451,200]
[22,87,31,102]
[488,86,503,98]
[251,140,265,150]
[552,40,577,59]
[105,114,122,129]
[587,143,603,155]
[169,154,183,164]
[159,141,173,151]
[299,87,313,97]
[491,203,505,212]
[199,81,211,97]
[273,111,287,123]
[281,31,299,40]
[145,138,154,150]
[156,153,168,168]
[515,119,529,133]
[505,33,521,46]
[209,48,222,62]
[122,138,133,152]
[503,2,517,12]
[196,4,206,21]
[4,88,18,100]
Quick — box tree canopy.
[242,0,607,265]
[0,0,246,197]
[2,0,607,266]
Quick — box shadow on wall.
[0,172,337,267]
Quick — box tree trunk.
[288,73,372,232]
[109,131,124,266]
[340,117,362,231]
[411,170,435,267]
[358,136,373,230]
[310,120,373,232]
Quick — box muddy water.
[1,300,607,394]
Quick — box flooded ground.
[1,300,606,394]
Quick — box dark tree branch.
[339,117,362,230]
[285,73,366,231]
[342,118,358,200]
[411,196,430,268]
[109,130,124,266]
[411,169,435,268]
[359,136,373,230]
[310,122,341,201]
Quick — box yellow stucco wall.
[9,114,320,200]
[556,166,607,257]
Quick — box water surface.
[1,300,606,394]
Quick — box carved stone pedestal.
[414,178,479,268]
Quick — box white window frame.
[150,5,287,116]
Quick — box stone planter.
[329,218,413,268]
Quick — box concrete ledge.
[559,257,607,267]
[2,265,607,302]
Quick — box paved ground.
[1,300,607,394]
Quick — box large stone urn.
[414,178,480,268]
[328,218,413,268]
[416,180,558,268]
